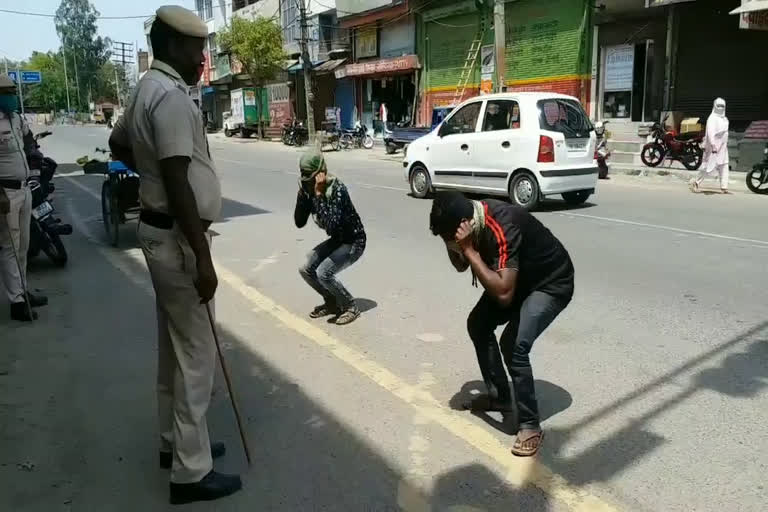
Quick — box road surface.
[1,125,766,511]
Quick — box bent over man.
[109,6,241,504]
[429,191,574,457]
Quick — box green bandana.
[299,152,327,181]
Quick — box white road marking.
[558,212,768,247]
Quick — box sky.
[0,0,198,63]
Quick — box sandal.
[511,429,544,457]
[310,304,339,319]
[334,307,360,325]
[688,179,698,193]
[461,394,515,413]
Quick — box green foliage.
[54,0,111,108]
[218,16,287,86]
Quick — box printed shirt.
[478,199,574,302]
[110,60,221,221]
[0,111,30,181]
[294,180,366,247]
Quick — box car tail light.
[538,135,555,163]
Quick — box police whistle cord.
[4,223,34,320]
[206,303,253,468]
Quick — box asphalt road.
[2,125,767,512]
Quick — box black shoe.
[10,302,37,322]
[28,293,48,308]
[160,441,226,469]
[169,470,242,505]
[309,303,340,318]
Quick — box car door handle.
[501,141,511,148]
[461,144,469,151]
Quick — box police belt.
[0,179,24,190]
[140,210,212,232]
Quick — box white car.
[403,92,598,210]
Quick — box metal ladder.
[452,36,484,106]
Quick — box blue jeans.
[299,238,364,310]
[467,291,568,429]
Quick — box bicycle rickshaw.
[82,148,140,247]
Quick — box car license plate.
[567,141,587,152]
[32,201,53,220]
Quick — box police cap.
[155,5,208,38]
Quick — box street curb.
[608,166,752,194]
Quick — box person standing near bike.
[108,6,241,504]
[0,73,47,322]
[690,98,730,194]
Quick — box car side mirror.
[438,123,452,138]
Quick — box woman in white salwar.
[690,98,730,194]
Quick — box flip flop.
[461,394,515,413]
[511,430,544,457]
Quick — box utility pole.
[111,41,135,110]
[297,0,315,139]
[16,68,24,115]
[493,0,506,93]
[114,66,122,111]
[73,50,82,110]
[62,49,72,114]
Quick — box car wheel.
[409,164,432,199]
[509,172,540,210]
[224,128,232,137]
[561,190,591,205]
[239,129,249,139]
[385,142,397,155]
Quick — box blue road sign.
[20,71,42,84]
[7,71,18,83]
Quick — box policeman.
[108,6,241,505]
[0,73,47,321]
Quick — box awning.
[283,59,298,70]
[287,59,326,73]
[314,59,347,74]
[730,0,768,14]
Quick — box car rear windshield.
[537,98,593,139]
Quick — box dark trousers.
[467,291,568,429]
[299,238,364,309]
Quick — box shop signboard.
[604,45,634,92]
[739,8,768,30]
[335,55,420,79]
[356,27,378,59]
[481,45,495,75]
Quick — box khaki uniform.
[111,60,222,484]
[0,110,32,304]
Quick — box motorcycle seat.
[674,131,703,142]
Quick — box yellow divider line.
[215,263,621,512]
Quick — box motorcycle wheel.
[362,135,375,150]
[641,143,665,167]
[746,166,768,194]
[331,138,341,151]
[42,230,68,267]
[340,134,353,150]
[682,146,704,171]
[224,128,232,138]
[101,179,120,248]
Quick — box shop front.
[595,5,668,123]
[673,0,768,126]
[335,55,421,138]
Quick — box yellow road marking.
[215,264,622,512]
[65,175,621,511]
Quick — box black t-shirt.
[478,199,574,302]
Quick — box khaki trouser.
[137,221,215,484]
[0,186,32,303]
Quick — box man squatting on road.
[295,150,367,325]
[429,191,574,456]
[109,5,241,505]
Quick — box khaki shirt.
[0,111,30,181]
[111,60,221,221]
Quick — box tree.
[218,16,287,88]
[54,0,111,109]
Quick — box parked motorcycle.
[281,119,308,147]
[25,131,72,267]
[746,143,768,194]
[594,120,611,179]
[340,122,374,150]
[641,114,704,170]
